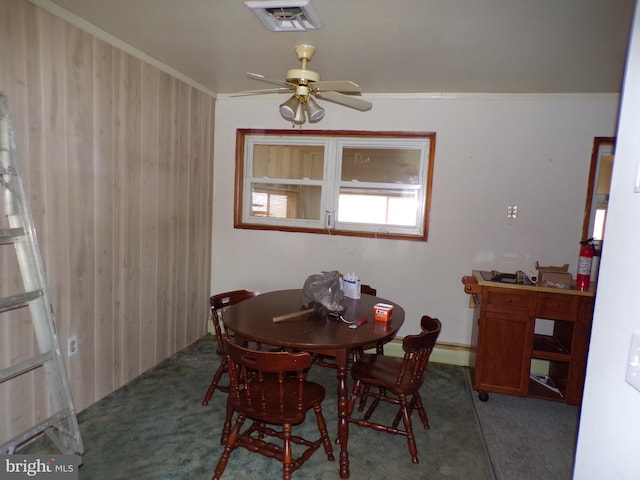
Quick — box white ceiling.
[44,0,636,96]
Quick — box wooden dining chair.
[360,284,377,296]
[213,341,334,480]
[201,289,258,406]
[346,316,441,464]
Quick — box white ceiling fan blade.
[230,87,293,96]
[315,91,373,111]
[312,80,362,93]
[247,72,295,88]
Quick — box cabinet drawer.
[484,288,534,312]
[536,293,579,321]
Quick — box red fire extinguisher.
[576,238,596,291]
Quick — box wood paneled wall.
[0,0,213,444]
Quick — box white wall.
[574,2,640,478]
[212,93,618,346]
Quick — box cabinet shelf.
[532,334,571,361]
[533,333,569,353]
[532,350,571,362]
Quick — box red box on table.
[373,303,393,323]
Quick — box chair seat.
[230,378,326,425]
[351,354,421,395]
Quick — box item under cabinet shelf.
[528,374,565,400]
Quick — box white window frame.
[234,129,436,241]
[241,135,331,230]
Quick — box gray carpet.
[21,335,494,479]
[468,375,580,480]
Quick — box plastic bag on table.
[302,271,344,312]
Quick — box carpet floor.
[468,380,579,480]
[21,335,499,479]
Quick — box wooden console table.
[462,270,595,406]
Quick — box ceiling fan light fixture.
[279,95,299,120]
[305,96,325,123]
[292,101,306,124]
[244,0,323,32]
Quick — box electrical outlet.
[68,336,78,357]
[507,205,518,219]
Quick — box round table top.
[222,289,405,351]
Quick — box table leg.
[336,358,350,479]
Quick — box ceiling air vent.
[244,0,323,32]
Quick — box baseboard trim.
[371,339,472,367]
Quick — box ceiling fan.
[235,44,373,125]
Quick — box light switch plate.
[625,331,640,392]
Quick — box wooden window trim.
[234,129,436,241]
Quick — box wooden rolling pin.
[272,302,326,323]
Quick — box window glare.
[338,194,417,226]
[592,208,606,240]
[387,197,418,226]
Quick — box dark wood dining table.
[222,289,405,479]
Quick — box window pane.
[341,148,421,184]
[592,208,606,241]
[337,189,418,226]
[252,145,324,180]
[251,183,322,220]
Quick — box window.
[582,137,615,248]
[235,129,436,241]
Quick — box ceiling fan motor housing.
[286,68,320,84]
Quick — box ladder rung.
[0,351,54,383]
[0,227,25,244]
[0,165,18,176]
[0,408,75,454]
[0,290,44,313]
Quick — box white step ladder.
[0,93,84,455]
